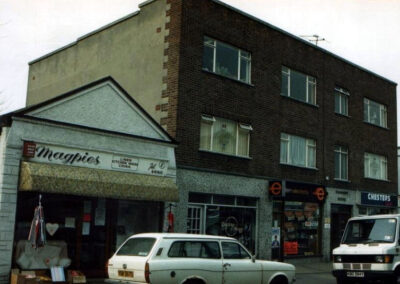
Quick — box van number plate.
[347,271,364,278]
[118,270,134,278]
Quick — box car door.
[221,241,262,284]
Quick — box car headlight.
[334,255,342,263]
[375,255,393,263]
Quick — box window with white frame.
[334,87,349,116]
[364,98,387,128]
[280,133,316,168]
[200,115,252,157]
[334,145,348,180]
[202,36,251,83]
[281,66,316,104]
[364,152,387,180]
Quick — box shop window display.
[188,193,257,253]
[283,201,320,256]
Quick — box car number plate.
[346,271,364,278]
[118,270,134,278]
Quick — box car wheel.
[270,275,288,284]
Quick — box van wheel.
[336,279,351,284]
[270,275,288,284]
[183,279,205,284]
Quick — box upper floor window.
[334,145,348,181]
[202,36,251,83]
[334,87,349,116]
[364,98,387,128]
[200,115,252,157]
[281,66,316,105]
[280,133,316,168]
[364,152,387,180]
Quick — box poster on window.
[271,227,280,248]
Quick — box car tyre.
[270,275,288,284]
[336,278,351,284]
[183,279,205,284]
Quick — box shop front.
[0,78,178,283]
[269,180,327,260]
[175,168,270,259]
[357,191,398,215]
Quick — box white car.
[106,233,295,284]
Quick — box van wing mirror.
[251,255,256,263]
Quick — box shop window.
[187,206,203,234]
[283,201,320,257]
[203,36,251,83]
[280,133,316,168]
[364,98,387,128]
[334,87,349,116]
[281,66,316,105]
[364,152,387,180]
[188,193,257,253]
[200,115,252,157]
[358,207,392,216]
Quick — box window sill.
[199,149,253,160]
[280,94,319,108]
[334,112,351,118]
[363,121,389,130]
[364,177,390,182]
[202,69,254,87]
[334,178,351,183]
[280,163,318,171]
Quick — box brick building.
[8,0,397,271]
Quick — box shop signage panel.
[24,142,169,176]
[285,181,327,203]
[360,191,398,208]
[268,180,283,198]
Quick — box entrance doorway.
[331,204,352,254]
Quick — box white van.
[332,214,400,284]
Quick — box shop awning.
[19,162,179,201]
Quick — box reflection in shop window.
[283,201,320,256]
[187,193,257,253]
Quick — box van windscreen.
[117,237,156,256]
[342,218,397,244]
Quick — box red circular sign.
[269,182,282,196]
[313,187,326,201]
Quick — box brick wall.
[170,0,397,194]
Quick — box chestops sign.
[361,191,398,208]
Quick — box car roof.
[126,233,236,241]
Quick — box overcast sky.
[0,0,399,140]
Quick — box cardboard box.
[67,271,86,284]
[10,269,54,284]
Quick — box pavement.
[286,260,332,274]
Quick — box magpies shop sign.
[23,141,168,176]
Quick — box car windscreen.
[116,237,156,256]
[342,218,397,244]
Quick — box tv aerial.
[299,34,328,46]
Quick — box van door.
[221,241,262,284]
